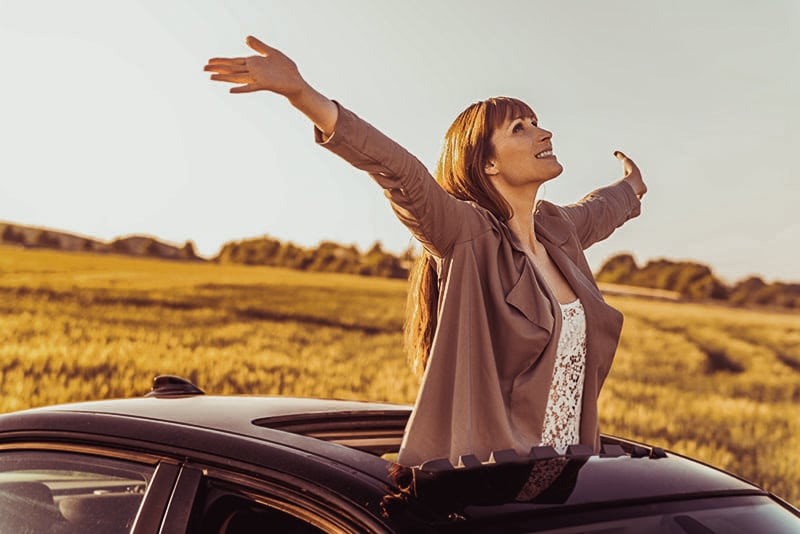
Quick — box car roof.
[21,394,410,437]
[0,390,778,528]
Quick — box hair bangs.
[484,97,535,132]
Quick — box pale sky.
[1,0,798,283]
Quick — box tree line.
[0,223,410,279]
[596,254,800,310]
[214,236,412,279]
[4,222,797,306]
[1,223,198,261]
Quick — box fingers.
[207,57,246,66]
[205,56,251,84]
[614,150,639,170]
[210,73,255,84]
[230,84,260,94]
[204,58,248,76]
[204,63,248,74]
[206,37,289,94]
[246,35,274,56]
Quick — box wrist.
[621,177,644,199]
[287,82,337,138]
[286,80,315,106]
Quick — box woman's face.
[486,113,563,190]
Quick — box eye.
[531,119,539,128]
[512,123,524,133]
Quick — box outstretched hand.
[204,36,307,98]
[205,36,338,134]
[614,151,647,199]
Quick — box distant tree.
[35,231,61,249]
[181,241,198,260]
[110,239,130,254]
[653,263,681,291]
[213,236,406,278]
[729,277,766,306]
[673,263,715,298]
[308,241,360,273]
[708,278,730,300]
[271,242,304,269]
[752,284,783,306]
[361,241,407,278]
[682,272,716,300]
[596,254,731,301]
[145,240,162,257]
[2,225,25,244]
[596,254,638,284]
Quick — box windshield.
[451,495,800,533]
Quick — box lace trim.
[540,299,587,452]
[515,457,570,501]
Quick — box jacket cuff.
[615,179,642,219]
[314,100,343,146]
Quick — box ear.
[484,159,499,176]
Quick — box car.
[0,375,797,533]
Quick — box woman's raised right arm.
[205,37,483,257]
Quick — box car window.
[0,450,154,534]
[465,495,799,534]
[189,478,327,534]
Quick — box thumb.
[246,35,274,55]
[613,150,635,177]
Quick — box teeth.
[536,150,553,159]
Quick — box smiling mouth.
[535,149,554,159]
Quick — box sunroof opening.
[252,410,410,456]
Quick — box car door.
[159,463,393,534]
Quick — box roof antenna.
[146,375,205,397]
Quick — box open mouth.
[535,149,554,159]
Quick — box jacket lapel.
[535,210,603,303]
[504,261,555,335]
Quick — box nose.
[536,126,552,141]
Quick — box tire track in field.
[629,314,745,374]
[721,329,800,373]
[233,307,393,334]
[1,286,398,335]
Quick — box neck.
[498,184,541,253]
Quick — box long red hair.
[404,97,535,376]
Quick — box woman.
[205,36,646,467]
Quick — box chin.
[547,162,564,180]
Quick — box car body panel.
[0,394,797,533]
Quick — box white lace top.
[539,299,587,453]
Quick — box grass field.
[1,244,797,504]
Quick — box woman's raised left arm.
[559,151,646,249]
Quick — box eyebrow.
[509,115,539,128]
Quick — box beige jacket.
[317,103,641,467]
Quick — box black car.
[0,376,797,533]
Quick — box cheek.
[496,143,525,166]
[508,145,532,168]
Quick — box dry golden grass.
[1,244,797,504]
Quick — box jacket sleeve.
[559,180,642,250]
[315,102,483,258]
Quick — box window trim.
[0,439,396,533]
[0,442,181,534]
[187,463,392,534]
[0,441,165,466]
